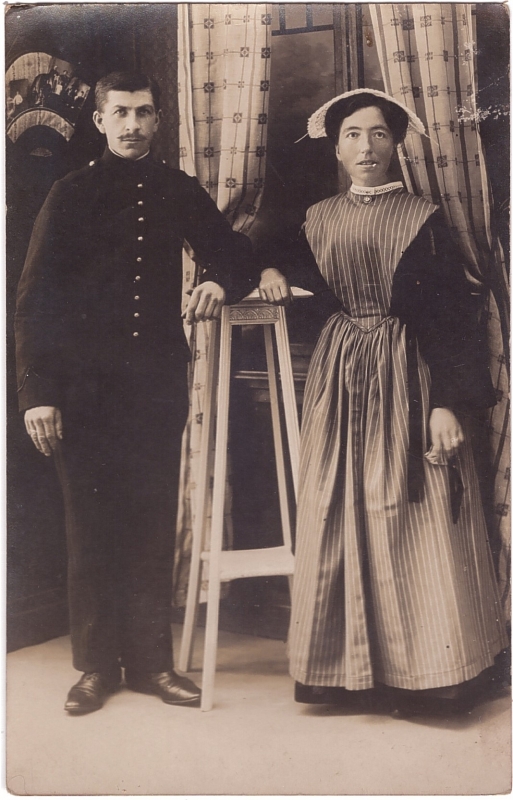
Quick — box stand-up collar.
[100,147,154,175]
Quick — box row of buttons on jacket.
[133,182,145,337]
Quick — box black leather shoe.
[384,685,474,718]
[294,682,391,713]
[125,670,201,706]
[65,672,120,715]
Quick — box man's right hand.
[24,406,63,457]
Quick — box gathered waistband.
[329,311,396,333]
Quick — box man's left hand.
[184,281,226,324]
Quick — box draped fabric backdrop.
[174,3,271,605]
[370,3,510,612]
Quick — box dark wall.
[475,4,510,293]
[6,3,178,651]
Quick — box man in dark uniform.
[15,71,257,714]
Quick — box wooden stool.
[178,294,301,711]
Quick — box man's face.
[93,89,160,160]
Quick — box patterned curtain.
[174,3,272,605]
[369,3,510,612]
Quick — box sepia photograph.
[5,1,510,795]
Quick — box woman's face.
[335,105,395,187]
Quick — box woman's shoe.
[383,683,477,718]
[294,682,387,712]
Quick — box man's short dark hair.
[325,92,409,145]
[95,71,161,112]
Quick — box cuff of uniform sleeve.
[199,269,257,305]
[17,370,61,413]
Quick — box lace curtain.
[174,3,272,605]
[369,3,510,612]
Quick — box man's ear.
[93,110,106,134]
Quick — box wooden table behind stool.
[178,296,300,711]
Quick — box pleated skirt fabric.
[288,312,507,691]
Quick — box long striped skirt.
[288,313,507,691]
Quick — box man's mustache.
[120,135,146,141]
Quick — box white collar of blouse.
[350,182,404,197]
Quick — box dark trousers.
[54,362,189,675]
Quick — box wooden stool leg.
[264,325,293,552]
[201,309,232,711]
[179,320,220,673]
[275,308,300,499]
[274,310,299,598]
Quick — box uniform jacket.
[15,148,256,413]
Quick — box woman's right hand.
[259,268,293,306]
[425,407,464,465]
[24,406,63,456]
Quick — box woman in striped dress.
[263,90,508,714]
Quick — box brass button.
[137,257,142,262]
[138,201,143,206]
[138,217,144,222]
[135,275,141,281]
[137,236,143,241]
[363,196,372,204]
[137,183,143,188]
[134,295,140,300]
[133,332,139,337]
[134,312,140,318]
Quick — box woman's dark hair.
[325,93,409,145]
[95,71,161,113]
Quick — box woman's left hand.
[426,407,464,465]
[259,268,293,306]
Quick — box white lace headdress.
[307,88,426,139]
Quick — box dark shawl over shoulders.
[390,209,497,411]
